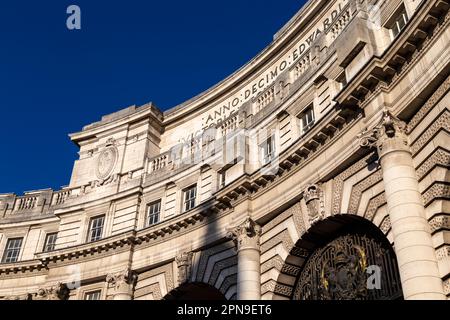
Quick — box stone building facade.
[0,0,449,300]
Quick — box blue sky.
[0,0,306,194]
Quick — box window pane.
[184,186,197,212]
[84,290,101,300]
[89,216,105,242]
[262,136,276,165]
[299,108,315,135]
[44,233,58,252]
[147,201,161,226]
[2,238,23,263]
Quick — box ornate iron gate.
[293,233,403,300]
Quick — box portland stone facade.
[1,0,449,300]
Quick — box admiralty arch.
[1,0,449,300]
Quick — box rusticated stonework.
[33,283,70,301]
[262,202,306,237]
[429,215,450,233]
[435,246,450,260]
[422,183,450,207]
[364,192,386,222]
[347,170,383,214]
[195,242,234,283]
[332,153,376,215]
[406,71,450,133]
[261,229,294,254]
[416,148,450,180]
[411,111,450,155]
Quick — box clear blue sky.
[0,0,306,194]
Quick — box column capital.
[227,217,262,251]
[358,108,409,158]
[106,268,137,291]
[175,251,193,285]
[33,283,70,300]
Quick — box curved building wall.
[0,0,449,300]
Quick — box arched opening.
[291,215,403,300]
[163,283,227,301]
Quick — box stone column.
[106,268,137,300]
[359,109,445,300]
[228,217,262,300]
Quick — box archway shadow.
[163,282,226,301]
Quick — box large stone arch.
[267,214,401,300]
[260,152,396,300]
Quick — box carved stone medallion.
[96,145,118,180]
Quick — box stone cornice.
[69,103,163,146]
[0,259,44,275]
[335,0,450,109]
[35,231,135,265]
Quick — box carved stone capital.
[33,283,70,300]
[106,268,137,292]
[227,217,262,251]
[175,251,193,285]
[358,108,409,158]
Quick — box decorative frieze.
[332,153,376,215]
[411,111,450,155]
[422,183,450,206]
[33,283,70,300]
[416,148,450,180]
[429,215,450,233]
[364,192,386,222]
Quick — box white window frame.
[43,232,58,252]
[146,200,161,227]
[2,238,23,263]
[87,215,105,243]
[183,185,197,213]
[261,135,276,165]
[299,107,315,136]
[84,290,102,300]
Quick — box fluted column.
[106,268,137,300]
[228,217,262,300]
[359,109,445,300]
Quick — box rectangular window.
[299,107,315,135]
[43,233,58,252]
[261,136,276,165]
[88,215,105,242]
[147,200,161,227]
[388,6,409,38]
[84,290,102,300]
[184,185,197,212]
[2,238,23,263]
